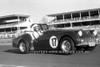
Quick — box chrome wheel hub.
[61,40,71,52]
[19,42,26,52]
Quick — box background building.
[47,8,100,30]
[0,14,33,38]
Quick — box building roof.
[47,8,100,17]
[0,14,30,20]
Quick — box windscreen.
[40,24,48,31]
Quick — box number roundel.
[49,36,58,49]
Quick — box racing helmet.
[32,24,40,32]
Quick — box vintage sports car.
[12,23,99,54]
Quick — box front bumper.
[77,37,99,47]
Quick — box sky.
[0,0,100,22]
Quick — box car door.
[34,31,52,50]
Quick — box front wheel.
[60,37,76,54]
[19,40,30,54]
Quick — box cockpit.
[31,23,49,33]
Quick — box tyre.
[60,37,75,54]
[19,40,30,54]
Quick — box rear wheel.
[60,37,75,54]
[19,40,30,54]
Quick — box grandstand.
[0,14,33,38]
[47,8,100,30]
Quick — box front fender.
[59,31,80,45]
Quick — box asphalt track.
[0,39,100,67]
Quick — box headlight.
[78,30,83,36]
[93,30,98,36]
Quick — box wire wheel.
[19,42,26,52]
[60,37,75,54]
[19,40,29,54]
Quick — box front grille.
[83,37,96,42]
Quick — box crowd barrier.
[0,31,33,39]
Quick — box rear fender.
[17,34,32,46]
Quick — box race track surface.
[0,39,100,67]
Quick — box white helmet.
[32,24,40,31]
[32,24,39,28]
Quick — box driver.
[32,24,43,39]
[28,24,43,50]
